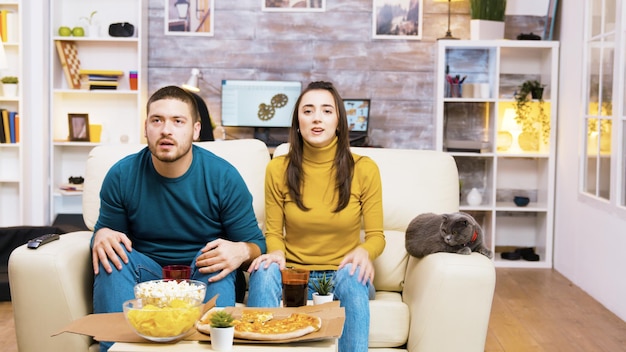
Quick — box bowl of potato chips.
[123,279,207,342]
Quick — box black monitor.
[343,99,370,146]
[221,79,301,146]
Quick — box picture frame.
[543,0,558,40]
[165,0,214,36]
[262,0,325,12]
[372,0,423,40]
[68,113,90,142]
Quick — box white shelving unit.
[49,0,147,220]
[0,0,22,227]
[435,40,559,268]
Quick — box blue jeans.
[93,246,236,352]
[248,262,374,352]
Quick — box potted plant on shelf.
[1,76,18,97]
[469,0,507,40]
[311,272,334,305]
[80,10,99,37]
[209,310,235,351]
[513,80,550,148]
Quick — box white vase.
[210,326,234,351]
[466,188,483,206]
[2,83,17,97]
[470,20,505,40]
[312,292,334,305]
[88,25,100,37]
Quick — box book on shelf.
[0,109,19,144]
[1,109,9,143]
[79,70,123,90]
[86,75,119,81]
[89,84,118,90]
[8,111,16,143]
[0,111,4,143]
[78,69,124,77]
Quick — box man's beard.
[148,137,191,163]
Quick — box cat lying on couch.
[405,212,493,259]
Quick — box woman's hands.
[339,247,374,285]
[247,250,286,272]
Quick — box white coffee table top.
[110,339,337,351]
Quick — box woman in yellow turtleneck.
[248,81,385,352]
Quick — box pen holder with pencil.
[445,82,462,98]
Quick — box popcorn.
[134,279,206,307]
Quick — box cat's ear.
[441,214,449,222]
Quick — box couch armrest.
[9,231,94,352]
[402,253,496,352]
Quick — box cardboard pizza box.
[53,296,345,344]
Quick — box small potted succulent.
[1,76,18,97]
[209,310,235,351]
[311,272,334,305]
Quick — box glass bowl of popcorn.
[123,279,207,342]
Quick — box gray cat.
[405,212,493,259]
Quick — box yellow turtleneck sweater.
[264,138,385,270]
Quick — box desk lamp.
[501,108,523,153]
[435,0,464,40]
[182,68,201,92]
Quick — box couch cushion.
[370,291,410,347]
[373,230,408,292]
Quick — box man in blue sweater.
[91,86,265,350]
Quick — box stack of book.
[79,69,124,90]
[0,109,18,144]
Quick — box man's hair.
[146,85,200,124]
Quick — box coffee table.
[110,339,338,351]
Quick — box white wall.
[554,2,626,322]
[21,0,49,225]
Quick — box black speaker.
[108,22,135,37]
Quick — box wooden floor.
[1,268,626,352]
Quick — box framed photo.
[165,0,214,36]
[543,0,558,40]
[68,113,90,142]
[262,0,325,12]
[372,0,423,40]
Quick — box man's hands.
[92,231,261,283]
[196,239,259,282]
[92,228,133,275]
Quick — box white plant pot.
[312,292,334,305]
[2,83,17,97]
[470,20,505,40]
[210,326,234,351]
[88,25,100,37]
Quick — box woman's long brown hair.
[286,81,354,212]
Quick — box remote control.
[27,233,60,249]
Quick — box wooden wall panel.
[146,0,470,149]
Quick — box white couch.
[9,139,495,352]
